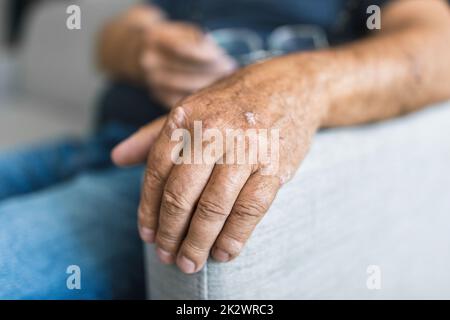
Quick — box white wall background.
[0,0,139,149]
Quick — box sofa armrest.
[145,101,450,299]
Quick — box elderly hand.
[140,22,237,107]
[112,54,329,273]
[99,6,236,108]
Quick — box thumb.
[111,116,167,166]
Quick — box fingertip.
[212,247,231,262]
[156,247,176,264]
[111,144,123,166]
[139,225,156,243]
[110,142,128,167]
[176,255,199,274]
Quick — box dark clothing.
[153,0,389,44]
[96,81,167,128]
[98,0,390,128]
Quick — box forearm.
[113,1,450,272]
[273,0,450,127]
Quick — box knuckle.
[157,228,182,245]
[138,208,154,227]
[178,98,192,110]
[144,165,164,186]
[200,117,217,131]
[182,237,208,255]
[138,204,151,220]
[161,189,190,217]
[222,217,250,239]
[196,199,228,221]
[138,197,157,226]
[178,100,194,110]
[232,199,267,220]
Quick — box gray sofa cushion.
[145,101,450,299]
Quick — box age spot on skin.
[244,112,257,126]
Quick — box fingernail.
[139,226,155,243]
[213,248,230,262]
[156,247,175,264]
[177,256,196,274]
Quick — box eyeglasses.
[209,25,329,66]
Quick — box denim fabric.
[0,83,163,298]
[0,123,135,201]
[0,166,145,299]
[0,120,150,298]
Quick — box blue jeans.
[0,165,145,299]
[0,124,146,299]
[0,82,167,299]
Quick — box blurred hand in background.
[98,5,236,108]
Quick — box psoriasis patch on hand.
[244,111,257,126]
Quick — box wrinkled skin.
[111,0,450,274]
[98,6,236,107]
[123,59,327,273]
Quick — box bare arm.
[319,0,450,126]
[113,0,450,274]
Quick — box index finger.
[138,106,187,242]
